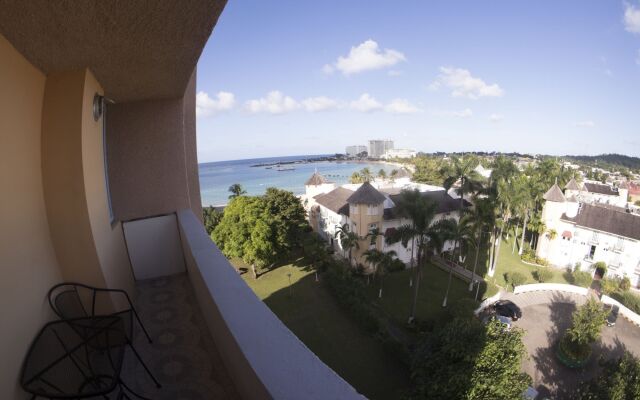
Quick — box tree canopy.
[212,188,307,271]
[576,351,640,400]
[410,317,531,400]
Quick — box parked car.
[492,300,523,321]
[480,314,512,331]
[606,305,619,327]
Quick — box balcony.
[122,273,240,398]
[105,210,365,399]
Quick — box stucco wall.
[0,33,62,399]
[41,69,133,295]
[81,70,135,296]
[106,69,202,222]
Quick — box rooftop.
[346,182,387,205]
[583,182,618,196]
[561,203,640,241]
[543,183,566,202]
[305,171,331,186]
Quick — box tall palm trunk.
[491,224,505,274]
[488,227,496,277]
[518,211,529,255]
[469,238,481,291]
[409,242,423,323]
[512,223,519,254]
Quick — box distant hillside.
[563,154,640,171]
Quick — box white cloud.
[575,120,595,128]
[301,96,340,112]
[430,67,504,99]
[489,113,504,122]
[245,91,300,114]
[430,108,473,118]
[604,68,613,76]
[385,98,421,114]
[327,40,406,75]
[350,93,383,112]
[196,91,235,117]
[387,70,403,77]
[624,2,640,34]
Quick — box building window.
[367,205,378,215]
[351,205,358,215]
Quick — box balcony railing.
[176,209,363,400]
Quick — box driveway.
[511,293,640,399]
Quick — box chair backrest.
[48,283,93,320]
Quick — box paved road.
[506,291,640,399]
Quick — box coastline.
[200,157,406,208]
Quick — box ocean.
[199,155,396,206]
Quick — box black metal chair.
[22,316,130,399]
[46,283,160,397]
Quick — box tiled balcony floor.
[121,273,240,399]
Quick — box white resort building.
[302,172,468,268]
[564,178,629,208]
[536,182,640,287]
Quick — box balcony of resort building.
[0,2,362,399]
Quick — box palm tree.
[441,217,471,307]
[360,167,373,182]
[378,169,387,180]
[441,155,483,210]
[364,249,398,298]
[334,224,359,266]
[390,169,398,183]
[228,183,246,199]
[386,189,452,323]
[463,197,493,291]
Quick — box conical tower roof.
[305,171,330,186]
[543,183,566,202]
[564,178,581,191]
[346,181,386,205]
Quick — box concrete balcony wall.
[0,33,64,399]
[41,68,134,296]
[176,209,364,400]
[106,71,203,223]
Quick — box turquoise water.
[199,155,395,206]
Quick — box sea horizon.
[198,154,397,206]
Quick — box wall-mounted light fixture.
[93,94,115,121]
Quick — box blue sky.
[195,0,640,162]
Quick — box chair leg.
[131,308,153,344]
[127,342,161,388]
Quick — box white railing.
[474,291,503,315]
[177,209,363,400]
[513,283,589,296]
[601,295,640,327]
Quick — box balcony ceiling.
[0,0,226,102]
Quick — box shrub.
[324,260,380,333]
[593,261,607,276]
[600,278,619,295]
[388,258,406,273]
[533,268,554,283]
[620,276,631,292]
[520,249,548,266]
[611,291,640,315]
[505,272,527,290]
[572,271,593,288]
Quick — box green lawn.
[489,237,572,289]
[236,258,410,400]
[364,263,488,326]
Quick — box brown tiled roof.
[543,184,566,202]
[561,203,640,241]
[313,187,353,215]
[346,182,386,205]
[305,172,330,186]
[384,190,470,220]
[583,182,617,196]
[564,178,581,191]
